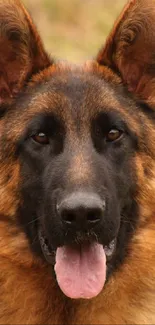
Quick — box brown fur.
[97,0,155,102]
[0,0,155,324]
[0,0,50,104]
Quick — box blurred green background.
[24,0,126,62]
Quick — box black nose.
[58,192,105,230]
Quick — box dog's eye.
[32,132,49,145]
[106,129,123,142]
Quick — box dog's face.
[0,0,155,300]
[15,70,139,278]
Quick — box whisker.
[32,234,38,245]
[26,217,40,226]
[121,215,135,231]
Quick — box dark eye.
[106,129,123,142]
[32,132,49,145]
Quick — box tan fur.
[0,209,155,324]
[97,0,155,102]
[68,152,92,184]
[0,0,155,324]
[0,0,50,103]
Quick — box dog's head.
[0,0,155,300]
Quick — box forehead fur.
[29,61,121,86]
[1,60,154,164]
[3,61,141,137]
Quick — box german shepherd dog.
[0,0,155,323]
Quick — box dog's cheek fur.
[0,72,154,325]
[0,0,155,324]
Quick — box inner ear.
[96,0,155,102]
[0,0,51,104]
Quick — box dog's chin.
[38,225,117,299]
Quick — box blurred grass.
[23,0,126,62]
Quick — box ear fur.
[0,0,51,103]
[97,0,155,101]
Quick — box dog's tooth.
[104,239,116,259]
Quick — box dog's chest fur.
[0,226,155,325]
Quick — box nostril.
[87,208,103,224]
[61,209,75,224]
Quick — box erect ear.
[0,0,51,104]
[97,0,155,102]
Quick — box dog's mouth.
[38,227,116,299]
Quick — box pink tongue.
[54,243,106,299]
